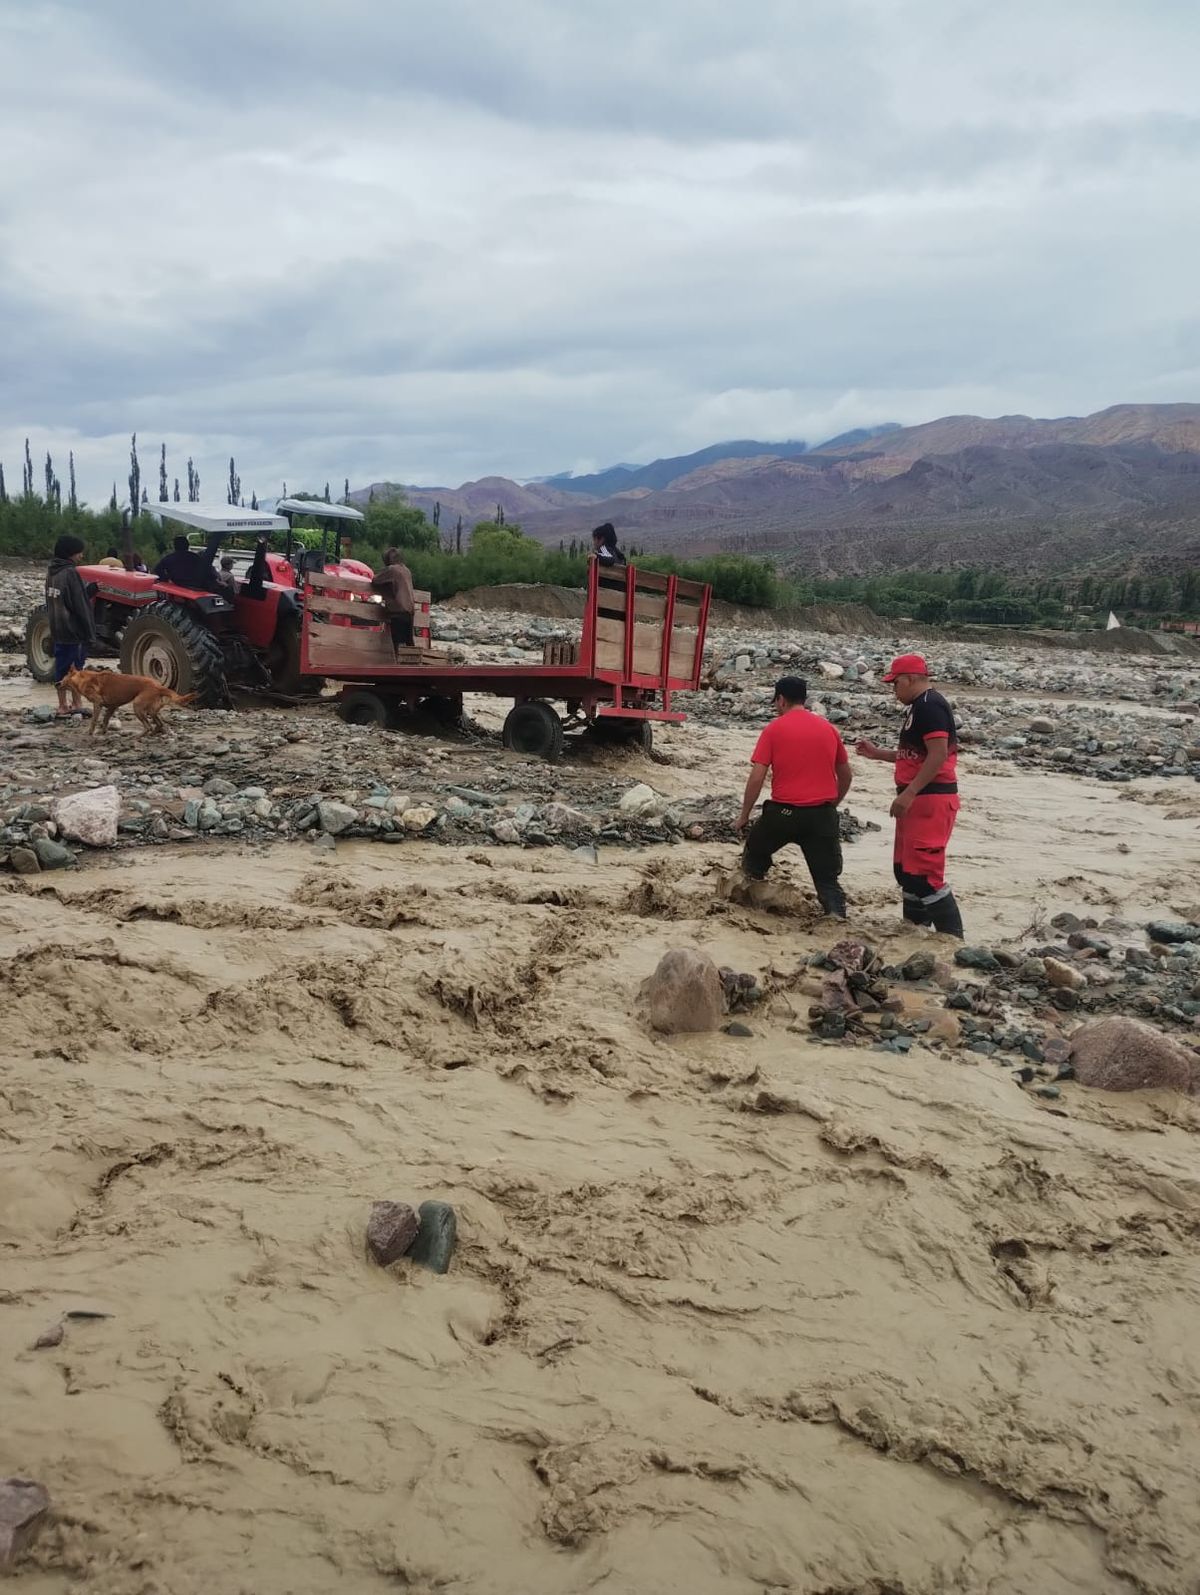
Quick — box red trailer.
[301,559,712,758]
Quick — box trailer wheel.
[119,601,226,706]
[591,717,653,755]
[338,690,390,726]
[419,692,464,729]
[25,606,56,683]
[502,700,564,760]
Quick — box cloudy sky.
[2,0,1198,506]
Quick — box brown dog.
[63,667,196,737]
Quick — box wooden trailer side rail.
[301,560,711,723]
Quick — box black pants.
[389,613,415,648]
[742,801,846,916]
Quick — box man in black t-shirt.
[857,653,964,938]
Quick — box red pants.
[893,793,960,895]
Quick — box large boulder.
[54,785,120,848]
[619,783,665,819]
[643,948,724,1034]
[1070,1018,1199,1094]
[317,800,357,836]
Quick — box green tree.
[68,451,77,511]
[128,433,141,519]
[159,442,169,501]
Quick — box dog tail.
[164,689,199,706]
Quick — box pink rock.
[643,948,724,1034]
[1070,1018,1199,1094]
[0,1478,50,1570]
[53,785,119,848]
[366,1201,420,1266]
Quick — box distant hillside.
[348,476,592,522]
[545,438,811,497]
[810,403,1200,463]
[350,404,1200,578]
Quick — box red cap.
[882,653,929,682]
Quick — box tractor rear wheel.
[25,606,55,683]
[502,700,564,761]
[119,602,226,706]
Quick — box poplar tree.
[68,451,77,510]
[159,442,169,501]
[23,438,33,497]
[0,463,6,503]
[227,457,240,506]
[173,477,180,501]
[128,433,141,519]
[44,451,55,504]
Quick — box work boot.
[818,886,848,920]
[902,895,930,927]
[926,892,964,939]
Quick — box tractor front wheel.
[25,606,55,683]
[119,602,226,706]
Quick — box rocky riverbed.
[4,568,1200,1594]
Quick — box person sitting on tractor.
[371,546,416,654]
[154,534,221,591]
[97,546,125,569]
[215,556,238,595]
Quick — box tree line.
[3,434,1197,620]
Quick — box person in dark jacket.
[154,534,220,590]
[591,523,626,566]
[45,534,97,717]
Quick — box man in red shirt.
[737,676,853,917]
[857,653,963,938]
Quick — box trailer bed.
[300,560,712,753]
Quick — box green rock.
[409,1201,457,1275]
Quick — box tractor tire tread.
[119,600,227,707]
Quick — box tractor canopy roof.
[143,504,289,537]
[276,498,365,524]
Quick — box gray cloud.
[1,0,1198,505]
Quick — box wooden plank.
[631,569,671,592]
[306,571,374,594]
[307,625,394,659]
[595,616,668,658]
[633,638,663,675]
[670,637,699,677]
[630,590,667,622]
[306,594,387,622]
[595,639,624,672]
[673,577,707,602]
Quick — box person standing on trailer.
[856,653,964,938]
[592,523,626,566]
[736,676,852,918]
[371,546,416,655]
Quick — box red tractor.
[25,499,370,704]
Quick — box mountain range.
[350,404,1200,577]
